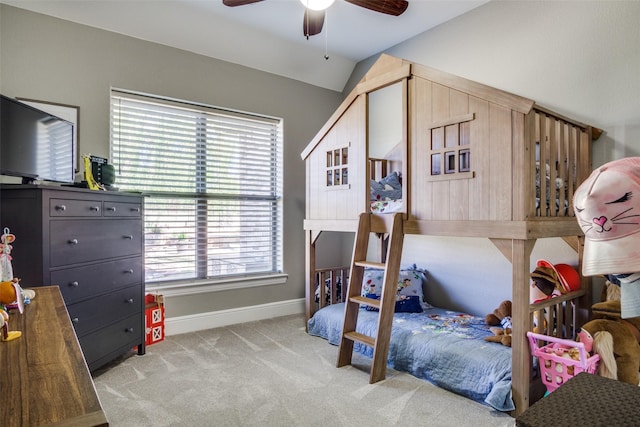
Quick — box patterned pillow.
[370,171,402,201]
[361,264,428,312]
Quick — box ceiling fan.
[222,0,409,39]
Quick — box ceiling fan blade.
[222,0,264,6]
[303,9,325,38]
[345,0,409,16]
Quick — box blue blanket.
[307,303,515,412]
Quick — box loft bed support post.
[575,235,591,327]
[305,229,321,329]
[376,233,389,263]
[511,238,536,417]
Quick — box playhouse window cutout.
[326,146,349,187]
[428,114,474,177]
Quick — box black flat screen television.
[1,94,75,184]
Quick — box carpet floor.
[92,314,515,426]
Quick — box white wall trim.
[164,297,305,336]
[146,273,289,297]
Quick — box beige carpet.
[92,314,515,426]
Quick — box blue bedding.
[307,303,515,412]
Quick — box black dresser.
[0,184,145,370]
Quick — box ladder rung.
[344,331,376,347]
[355,260,385,269]
[349,295,381,309]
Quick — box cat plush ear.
[574,157,640,276]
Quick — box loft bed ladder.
[337,212,404,383]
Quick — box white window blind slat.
[111,90,283,285]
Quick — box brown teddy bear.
[580,279,640,385]
[485,300,512,347]
[579,319,640,385]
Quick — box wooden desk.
[0,286,108,426]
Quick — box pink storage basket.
[527,331,600,393]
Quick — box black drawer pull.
[89,205,100,212]
[131,207,141,213]
[70,281,79,287]
[106,206,117,212]
[126,298,134,304]
[55,204,66,211]
[124,269,134,274]
[125,327,134,333]
[72,317,79,323]
[123,235,134,240]
[68,238,78,245]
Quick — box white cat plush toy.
[573,157,640,318]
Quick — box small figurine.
[0,308,21,341]
[0,227,15,282]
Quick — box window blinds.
[111,90,283,284]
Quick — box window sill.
[145,273,288,297]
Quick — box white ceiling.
[3,0,488,92]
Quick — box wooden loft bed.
[301,54,601,416]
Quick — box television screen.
[1,95,75,184]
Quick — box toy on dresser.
[0,227,15,282]
[0,228,36,341]
[0,279,23,341]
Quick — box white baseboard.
[164,298,306,336]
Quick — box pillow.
[363,294,423,313]
[380,171,401,190]
[370,171,402,201]
[361,264,428,312]
[314,276,342,304]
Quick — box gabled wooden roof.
[301,54,597,160]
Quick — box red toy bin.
[527,331,600,393]
[145,293,165,346]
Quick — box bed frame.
[301,54,601,416]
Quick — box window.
[326,146,349,187]
[111,90,283,288]
[429,113,474,179]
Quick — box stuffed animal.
[578,319,640,385]
[486,326,512,347]
[485,300,512,328]
[485,300,512,346]
[580,278,640,384]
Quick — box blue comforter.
[308,303,515,412]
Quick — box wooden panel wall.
[411,76,515,222]
[306,95,366,221]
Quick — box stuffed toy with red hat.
[530,260,580,302]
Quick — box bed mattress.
[308,303,515,411]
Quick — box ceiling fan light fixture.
[300,0,335,11]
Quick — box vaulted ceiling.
[3,0,488,91]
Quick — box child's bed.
[301,54,600,416]
[309,302,515,410]
[308,266,584,412]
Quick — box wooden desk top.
[0,286,108,427]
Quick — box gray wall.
[339,0,640,315]
[0,5,343,318]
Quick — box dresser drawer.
[51,257,142,304]
[78,313,143,367]
[103,201,142,217]
[50,198,103,217]
[68,285,143,337]
[50,219,142,267]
